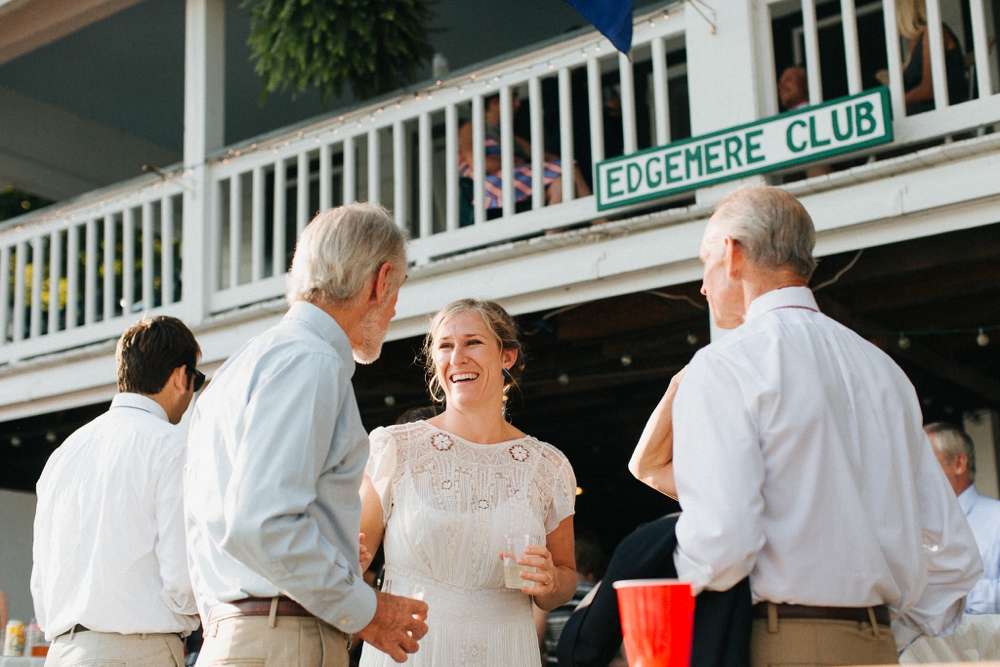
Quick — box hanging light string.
[879,324,1000,348]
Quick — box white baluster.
[529,77,544,211]
[162,197,174,305]
[651,38,671,146]
[344,135,357,205]
[418,113,433,236]
[142,202,154,311]
[394,120,408,229]
[123,207,135,316]
[445,105,459,230]
[559,67,576,203]
[924,0,950,110]
[499,87,515,218]
[273,161,286,276]
[880,0,906,118]
[13,241,26,341]
[48,230,61,334]
[252,166,265,283]
[368,129,382,204]
[29,236,43,338]
[230,174,242,288]
[320,143,332,211]
[472,96,486,225]
[802,0,824,104]
[104,214,116,320]
[618,52,638,155]
[0,246,9,343]
[297,152,309,235]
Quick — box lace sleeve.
[544,448,577,534]
[366,427,399,523]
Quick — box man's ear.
[371,262,395,304]
[954,453,969,477]
[169,365,190,393]
[724,236,744,279]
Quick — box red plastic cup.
[613,578,695,667]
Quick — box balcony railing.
[1,0,998,366]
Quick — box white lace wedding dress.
[360,421,576,667]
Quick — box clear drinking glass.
[383,578,425,601]
[504,534,543,589]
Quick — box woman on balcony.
[896,0,969,114]
[358,298,578,667]
[458,89,592,215]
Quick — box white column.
[685,0,767,207]
[182,0,225,324]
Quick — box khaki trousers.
[45,630,184,667]
[196,615,348,667]
[751,615,898,667]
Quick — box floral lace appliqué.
[442,479,453,490]
[509,443,530,462]
[477,498,491,510]
[431,432,455,451]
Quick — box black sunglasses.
[186,366,206,392]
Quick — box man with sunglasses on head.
[32,316,203,667]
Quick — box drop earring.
[501,368,511,379]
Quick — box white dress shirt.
[672,286,982,648]
[185,302,377,633]
[958,485,1000,614]
[31,393,199,641]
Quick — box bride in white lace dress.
[359,299,578,667]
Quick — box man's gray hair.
[925,422,976,481]
[286,202,407,306]
[714,185,819,280]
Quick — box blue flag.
[562,0,635,54]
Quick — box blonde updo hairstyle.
[422,299,526,403]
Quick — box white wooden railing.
[0,176,187,364]
[760,0,999,144]
[2,0,999,366]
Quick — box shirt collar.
[958,484,980,515]
[284,301,356,371]
[744,286,819,323]
[110,393,170,422]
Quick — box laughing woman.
[359,298,577,667]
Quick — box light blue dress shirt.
[959,485,1000,614]
[184,302,377,632]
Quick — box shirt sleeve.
[672,349,767,595]
[218,349,377,633]
[544,449,577,534]
[965,575,1000,614]
[892,431,983,647]
[154,436,198,619]
[365,427,398,524]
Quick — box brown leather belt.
[752,603,891,626]
[209,597,313,625]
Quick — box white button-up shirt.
[672,286,982,648]
[184,302,377,633]
[31,393,198,641]
[958,485,1000,614]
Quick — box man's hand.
[354,589,429,662]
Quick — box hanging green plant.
[243,0,437,107]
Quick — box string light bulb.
[45,430,57,443]
[686,332,698,346]
[620,354,632,367]
[977,329,990,347]
[10,436,21,447]
[384,395,396,407]
[898,333,911,350]
[557,372,570,386]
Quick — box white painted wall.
[0,489,36,625]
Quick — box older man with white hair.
[926,422,1000,615]
[634,184,981,667]
[185,202,427,667]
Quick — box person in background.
[926,422,1000,614]
[32,316,203,667]
[896,0,968,114]
[776,65,833,178]
[458,89,592,212]
[536,535,606,666]
[644,184,981,665]
[184,203,426,667]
